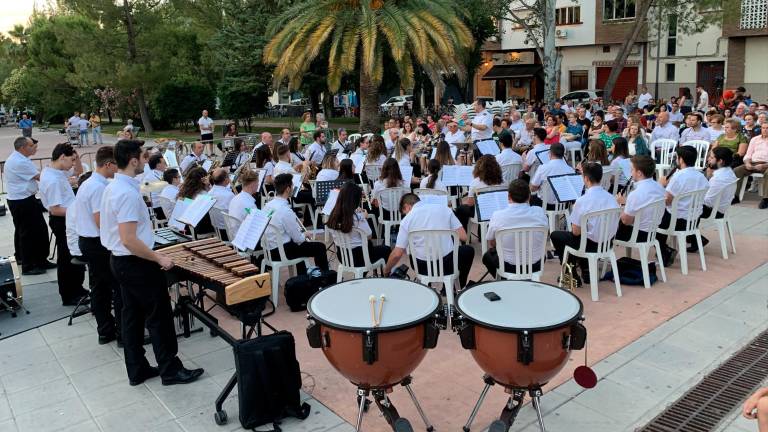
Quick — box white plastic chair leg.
[717,222,729,259]
[625,247,632,259]
[588,257,600,302]
[639,248,651,289]
[654,240,667,283]
[695,232,707,271]
[609,252,622,297]
[677,235,689,275]
[271,265,281,306]
[727,220,737,254]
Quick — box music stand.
[221,151,238,168]
[316,179,350,205]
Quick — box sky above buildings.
[0,0,35,35]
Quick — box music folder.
[231,208,271,251]
[535,149,550,165]
[475,190,508,222]
[350,154,366,174]
[476,140,501,156]
[164,150,179,169]
[546,173,585,203]
[201,159,213,172]
[221,151,238,167]
[291,173,303,198]
[177,194,217,227]
[441,165,474,187]
[419,194,449,207]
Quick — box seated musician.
[228,170,259,222]
[495,130,522,167]
[179,141,209,174]
[274,144,298,176]
[529,142,574,209]
[316,154,340,181]
[615,155,665,243]
[687,147,737,252]
[231,138,250,172]
[159,168,180,203]
[383,193,474,289]
[455,155,504,229]
[551,163,619,285]
[327,183,391,267]
[483,179,548,278]
[263,173,329,274]
[656,146,708,264]
[371,158,405,218]
[177,166,214,235]
[141,153,168,218]
[209,168,235,211]
[419,159,447,192]
[254,145,275,186]
[522,127,549,173]
[304,130,327,166]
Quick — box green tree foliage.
[152,78,216,130]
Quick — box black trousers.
[482,249,542,278]
[336,241,391,268]
[686,205,722,245]
[110,255,182,381]
[415,246,475,288]
[79,236,121,338]
[616,222,649,243]
[7,195,49,270]
[656,210,691,247]
[269,240,330,274]
[454,205,474,230]
[550,231,606,271]
[48,215,86,302]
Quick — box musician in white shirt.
[262,174,329,274]
[231,139,250,172]
[688,147,738,252]
[141,153,167,213]
[483,180,548,278]
[419,159,447,191]
[159,169,181,203]
[304,130,327,166]
[615,155,665,243]
[529,143,575,208]
[227,170,257,222]
[40,143,87,305]
[209,168,235,211]
[462,98,494,143]
[383,193,475,288]
[331,128,349,153]
[656,146,709,263]
[316,155,340,181]
[101,139,203,386]
[179,141,209,174]
[523,128,550,172]
[5,137,54,274]
[75,146,120,343]
[496,131,523,166]
[274,144,299,176]
[551,163,620,284]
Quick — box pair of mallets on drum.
[369,295,386,327]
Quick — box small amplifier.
[0,257,26,317]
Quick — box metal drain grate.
[639,329,768,432]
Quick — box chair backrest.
[501,162,522,185]
[669,188,707,230]
[704,179,738,221]
[329,227,373,269]
[624,199,666,244]
[687,140,710,170]
[362,133,374,140]
[494,226,548,279]
[540,181,570,212]
[365,164,383,183]
[208,206,227,231]
[222,212,242,246]
[413,188,448,197]
[260,223,287,262]
[407,229,459,280]
[157,196,175,219]
[348,133,362,144]
[600,168,620,196]
[575,207,621,255]
[655,139,677,165]
[373,187,409,216]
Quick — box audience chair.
[687,140,711,171]
[328,227,385,281]
[494,226,548,282]
[738,173,765,201]
[653,139,677,178]
[614,199,668,289]
[700,180,739,259]
[656,188,708,275]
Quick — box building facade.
[477,0,768,104]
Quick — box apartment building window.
[604,0,636,21]
[740,0,768,29]
[667,15,677,56]
[556,6,582,25]
[666,64,675,81]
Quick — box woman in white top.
[288,137,305,169]
[327,183,390,266]
[609,137,632,190]
[366,136,388,165]
[455,155,504,229]
[393,137,414,167]
[401,120,417,142]
[371,158,404,218]
[419,159,447,191]
[315,154,340,181]
[254,145,275,185]
[232,139,250,172]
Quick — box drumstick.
[376,294,386,327]
[369,295,377,327]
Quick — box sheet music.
[322,189,340,216]
[616,158,632,182]
[535,149,550,165]
[202,160,213,172]
[231,208,271,251]
[401,165,414,185]
[292,173,303,197]
[441,165,474,186]
[476,140,501,156]
[547,174,584,203]
[168,199,190,231]
[476,190,508,222]
[419,194,449,207]
[164,150,179,169]
[177,194,217,227]
[348,154,365,174]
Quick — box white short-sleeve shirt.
[74,172,109,238]
[444,130,466,146]
[210,184,235,211]
[395,202,462,260]
[304,142,326,165]
[525,143,550,167]
[4,151,39,200]
[100,173,154,256]
[623,178,666,232]
[228,191,256,222]
[568,186,619,243]
[471,110,494,141]
[198,116,214,133]
[419,176,447,191]
[316,169,339,182]
[39,167,75,210]
[487,203,548,265]
[179,153,209,174]
[160,184,179,202]
[704,167,737,214]
[496,148,523,166]
[665,167,709,219]
[65,204,81,256]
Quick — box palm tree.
[264,0,474,133]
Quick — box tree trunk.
[123,0,154,134]
[322,91,334,120]
[603,0,654,101]
[359,71,379,133]
[107,109,113,124]
[541,0,558,104]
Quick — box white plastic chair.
[738,172,765,201]
[413,188,449,208]
[364,163,383,186]
[468,185,507,256]
[656,188,707,275]
[560,207,622,302]
[700,180,738,259]
[568,147,584,168]
[157,196,175,222]
[540,182,571,248]
[222,212,242,246]
[407,229,460,327]
[208,207,228,242]
[600,168,620,197]
[614,199,668,289]
[348,133,362,145]
[494,226,548,282]
[328,227,385,281]
[653,139,677,178]
[259,224,312,307]
[686,140,710,171]
[373,187,409,246]
[501,162,522,185]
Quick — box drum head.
[456,281,582,331]
[308,279,440,331]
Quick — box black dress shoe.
[98,333,117,345]
[162,367,204,386]
[687,237,709,253]
[40,261,58,270]
[22,267,45,276]
[62,295,90,306]
[129,366,160,386]
[759,199,768,210]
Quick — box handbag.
[602,257,657,286]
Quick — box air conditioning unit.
[556,29,568,39]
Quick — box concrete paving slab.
[147,376,226,418]
[6,378,77,417]
[69,360,127,394]
[1,359,65,394]
[95,398,174,432]
[0,345,56,377]
[13,396,91,432]
[79,380,154,417]
[57,345,122,375]
[0,420,16,432]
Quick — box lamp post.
[654,7,662,98]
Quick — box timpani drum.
[306,278,441,389]
[455,280,586,389]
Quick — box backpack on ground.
[284,270,337,312]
